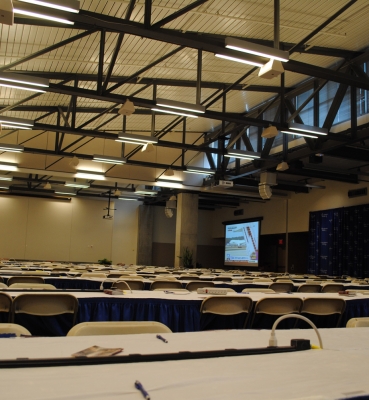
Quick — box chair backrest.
[346,317,369,328]
[22,271,50,275]
[111,281,131,290]
[0,323,31,336]
[297,284,322,293]
[268,282,294,293]
[0,292,12,322]
[178,275,201,280]
[301,298,346,316]
[185,281,215,291]
[253,278,273,282]
[0,276,3,283]
[200,295,253,316]
[0,282,8,289]
[67,321,172,336]
[80,272,107,279]
[11,293,79,326]
[8,276,45,285]
[151,276,178,281]
[321,283,345,293]
[253,297,303,316]
[150,280,183,290]
[9,283,57,290]
[242,288,275,293]
[121,280,145,290]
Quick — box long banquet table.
[1,328,369,399]
[7,290,369,335]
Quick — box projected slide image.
[224,221,259,267]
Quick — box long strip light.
[55,190,76,196]
[0,116,34,129]
[75,170,105,180]
[92,154,126,165]
[156,98,205,114]
[116,133,158,144]
[288,122,328,136]
[0,71,49,92]
[17,0,80,13]
[64,181,90,188]
[215,53,264,67]
[225,149,261,160]
[185,166,216,175]
[151,107,199,118]
[0,143,24,153]
[225,37,289,62]
[0,175,13,181]
[155,179,183,189]
[281,130,318,139]
[13,4,74,25]
[0,162,18,172]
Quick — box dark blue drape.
[308,204,369,277]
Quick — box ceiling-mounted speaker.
[259,184,272,199]
[0,0,13,25]
[261,126,278,139]
[259,171,277,186]
[258,59,284,79]
[118,99,135,116]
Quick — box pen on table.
[156,334,168,343]
[135,380,150,400]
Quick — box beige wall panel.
[112,200,139,265]
[69,198,113,262]
[24,198,72,261]
[153,206,176,243]
[0,196,28,259]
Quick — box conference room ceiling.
[1,0,369,208]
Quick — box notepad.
[72,346,123,358]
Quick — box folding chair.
[8,276,44,285]
[0,292,12,322]
[300,297,346,328]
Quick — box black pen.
[156,334,168,343]
[135,380,150,400]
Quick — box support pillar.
[137,205,154,265]
[174,193,198,269]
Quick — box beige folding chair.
[67,321,172,336]
[268,282,294,293]
[9,283,57,290]
[80,272,107,279]
[250,297,303,328]
[150,280,183,290]
[22,271,50,276]
[11,293,79,326]
[212,276,233,282]
[346,317,369,328]
[185,281,215,291]
[321,283,345,293]
[0,292,12,322]
[8,276,45,285]
[121,280,145,290]
[297,283,322,293]
[0,282,8,289]
[300,297,346,327]
[0,276,3,283]
[200,295,253,329]
[253,278,273,283]
[177,275,201,280]
[242,288,275,293]
[0,323,31,336]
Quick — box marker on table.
[135,380,150,400]
[156,334,168,343]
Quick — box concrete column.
[174,193,198,269]
[137,205,154,265]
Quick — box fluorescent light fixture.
[157,178,183,184]
[289,122,328,136]
[215,53,264,67]
[64,181,89,188]
[281,130,318,139]
[0,162,18,171]
[225,37,289,62]
[156,98,205,114]
[17,0,80,13]
[0,175,13,181]
[185,166,216,175]
[118,197,139,201]
[75,170,105,180]
[0,143,24,153]
[116,133,158,144]
[151,107,199,118]
[0,186,10,190]
[13,7,74,25]
[135,186,158,196]
[55,190,76,196]
[0,116,34,128]
[0,82,46,93]
[0,71,49,88]
[156,179,183,189]
[92,154,126,165]
[225,149,261,160]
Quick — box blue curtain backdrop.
[308,204,369,277]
